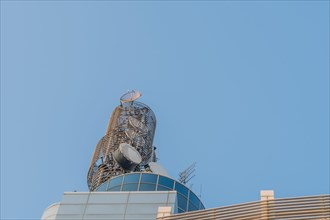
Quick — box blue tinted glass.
[188,201,198,212]
[141,173,157,183]
[122,183,138,191]
[96,182,107,191]
[109,176,123,188]
[124,174,140,183]
[157,185,172,191]
[189,191,200,207]
[178,208,184,213]
[158,176,174,189]
[175,182,189,197]
[139,183,156,191]
[177,193,187,211]
[108,185,121,191]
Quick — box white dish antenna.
[125,129,146,146]
[149,162,169,177]
[129,116,148,134]
[113,143,142,171]
[120,90,141,103]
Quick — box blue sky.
[1,1,329,219]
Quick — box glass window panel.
[189,191,200,208]
[175,182,189,197]
[188,202,198,212]
[122,183,138,191]
[139,183,156,191]
[157,185,172,191]
[141,173,157,183]
[178,208,184,213]
[109,176,123,188]
[177,193,187,211]
[96,182,107,191]
[158,176,174,189]
[108,185,121,191]
[123,174,140,184]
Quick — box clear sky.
[1,1,329,219]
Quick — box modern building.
[42,91,330,220]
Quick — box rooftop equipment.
[87,90,157,191]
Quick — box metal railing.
[159,194,330,220]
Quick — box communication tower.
[87,90,157,191]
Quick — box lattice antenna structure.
[87,90,157,191]
[178,162,196,185]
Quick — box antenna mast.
[179,162,196,185]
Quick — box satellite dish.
[129,116,148,134]
[125,129,146,146]
[120,90,141,103]
[113,143,142,171]
[125,128,138,140]
[149,162,169,177]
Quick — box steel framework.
[87,99,157,191]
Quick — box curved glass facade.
[95,173,205,213]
